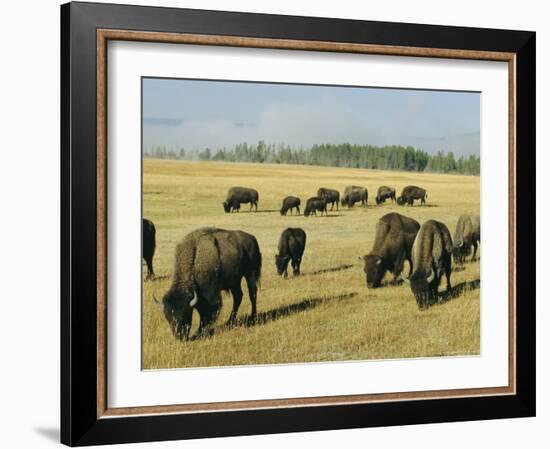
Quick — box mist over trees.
[144,141,480,175]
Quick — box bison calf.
[275,228,307,278]
[453,214,481,264]
[404,220,453,310]
[361,213,420,288]
[154,228,262,340]
[280,196,301,216]
[143,218,156,280]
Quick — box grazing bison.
[453,214,481,264]
[275,228,307,278]
[404,220,453,310]
[143,218,156,280]
[360,213,420,288]
[223,187,259,213]
[154,228,261,340]
[280,196,301,216]
[396,185,428,206]
[375,186,396,205]
[317,187,340,211]
[342,186,368,207]
[304,197,327,217]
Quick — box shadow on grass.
[304,264,354,276]
[437,279,480,304]
[143,274,170,282]
[189,292,359,340]
[234,292,358,329]
[451,266,467,272]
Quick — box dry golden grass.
[142,159,480,369]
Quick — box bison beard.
[155,228,261,340]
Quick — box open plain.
[142,159,480,369]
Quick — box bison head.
[280,208,286,216]
[396,196,405,206]
[275,254,290,277]
[222,201,231,213]
[452,240,467,264]
[361,255,385,288]
[406,269,436,310]
[154,288,198,340]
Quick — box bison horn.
[152,294,163,310]
[189,291,198,308]
[426,269,435,283]
[376,258,382,265]
[458,240,464,248]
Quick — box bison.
[453,214,481,264]
[304,197,327,217]
[403,220,453,310]
[154,228,261,340]
[223,187,259,213]
[143,218,156,280]
[275,228,307,278]
[342,186,368,207]
[280,196,301,216]
[360,213,420,288]
[375,186,396,205]
[396,185,428,206]
[317,187,340,211]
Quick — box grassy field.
[142,159,480,369]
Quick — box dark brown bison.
[453,214,481,264]
[223,187,259,213]
[143,218,156,281]
[360,213,420,288]
[304,197,327,217]
[375,186,396,204]
[317,188,340,211]
[396,185,428,206]
[280,196,301,216]
[275,228,307,278]
[154,228,261,340]
[342,186,368,207]
[403,220,453,310]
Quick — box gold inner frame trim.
[96,28,516,419]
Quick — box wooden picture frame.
[61,1,535,446]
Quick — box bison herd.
[222,185,428,215]
[144,184,480,340]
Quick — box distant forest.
[144,141,480,175]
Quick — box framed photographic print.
[61,1,536,446]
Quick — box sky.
[142,77,480,157]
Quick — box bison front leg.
[227,285,243,326]
[296,206,300,215]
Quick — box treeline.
[144,141,480,175]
